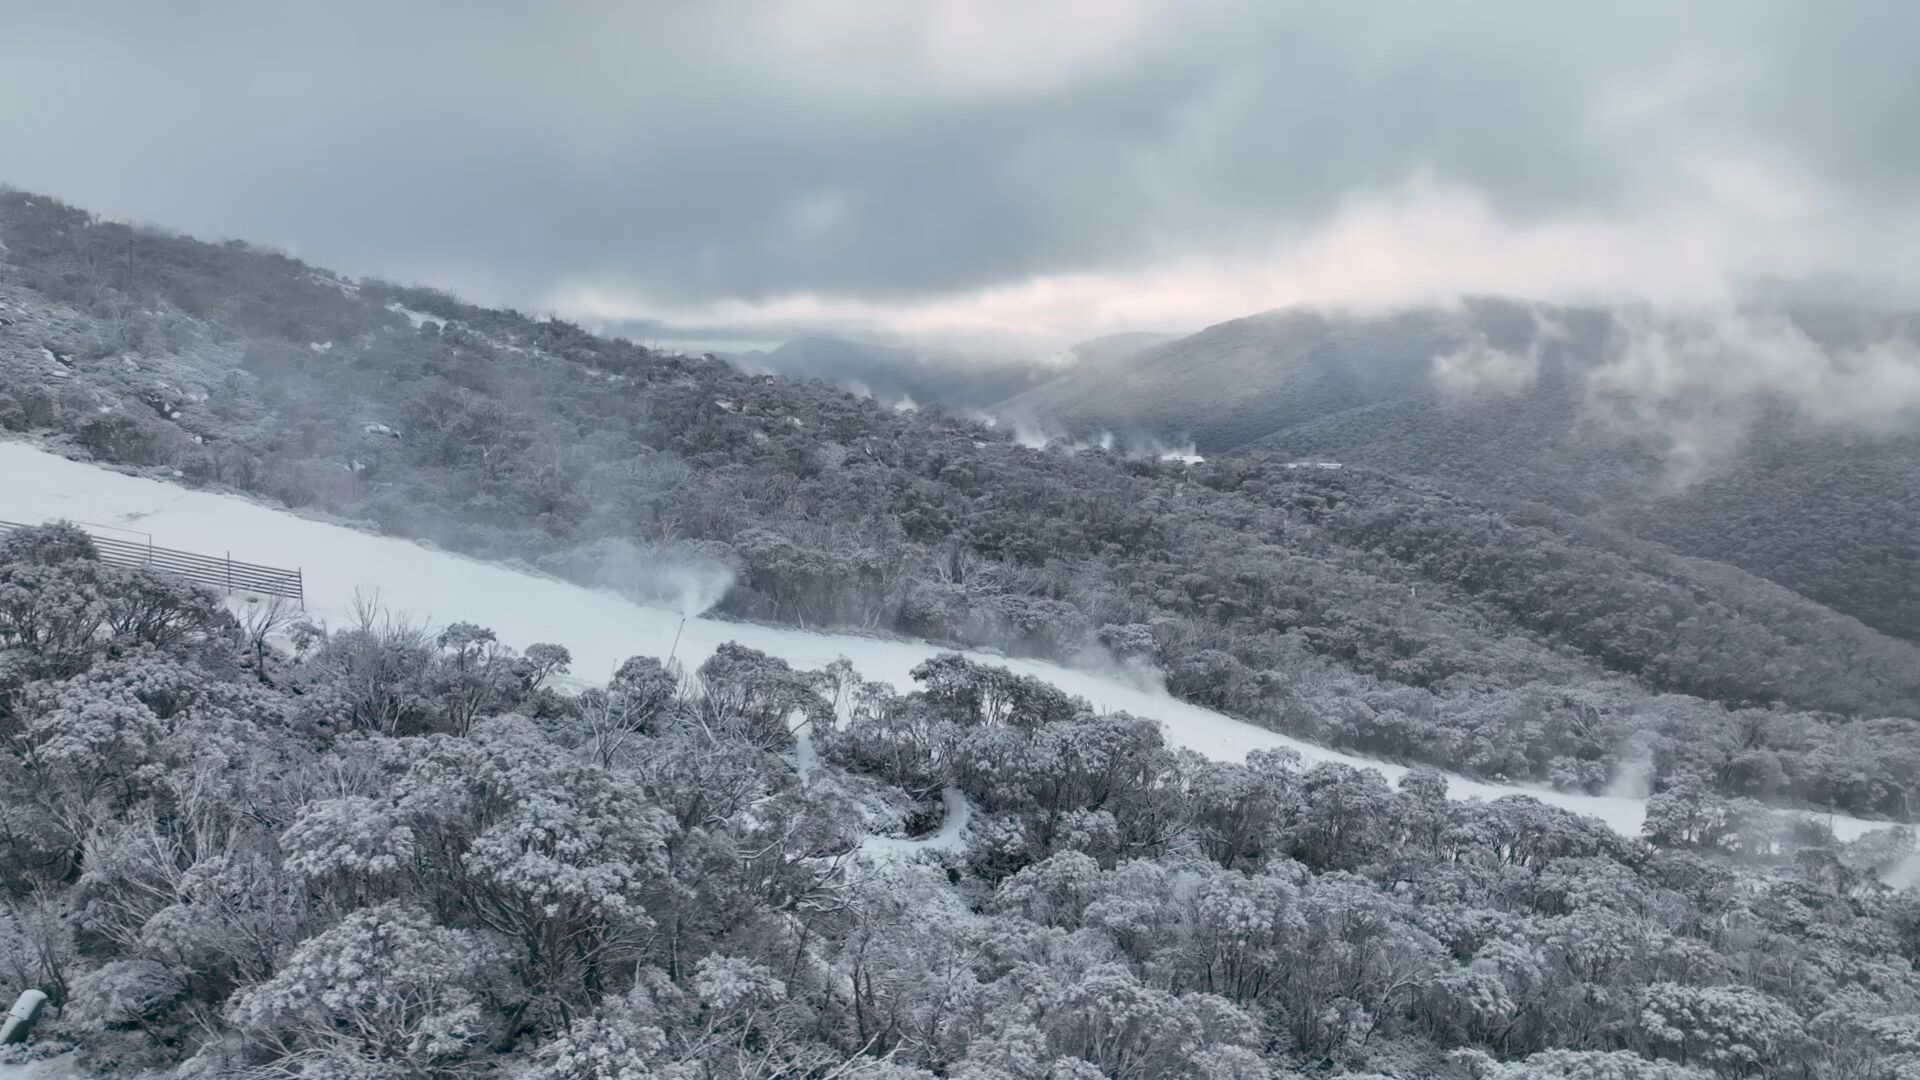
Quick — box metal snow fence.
[0,518,304,604]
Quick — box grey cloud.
[2,1,1917,324]
[1431,340,1540,399]
[1583,310,1920,487]
[1430,310,1571,397]
[1591,310,1920,429]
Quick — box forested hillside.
[4,523,1919,1078]
[994,299,1920,642]
[1252,365,1920,643]
[3,189,1920,825]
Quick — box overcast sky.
[3,1,1916,350]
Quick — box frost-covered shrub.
[227,903,503,1078]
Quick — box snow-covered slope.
[0,1057,87,1080]
[0,439,1891,841]
[861,787,973,856]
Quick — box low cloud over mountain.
[4,2,1918,346]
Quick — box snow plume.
[1585,310,1920,487]
[1000,416,1202,462]
[989,409,1195,461]
[1141,437,1203,464]
[1431,336,1541,397]
[586,537,737,616]
[1430,309,1568,398]
[1888,851,1920,891]
[1605,743,1655,800]
[1848,827,1920,889]
[1106,432,1209,464]
[1009,415,1056,449]
[1067,641,1169,696]
[1049,429,1117,455]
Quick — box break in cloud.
[2,1,1917,347]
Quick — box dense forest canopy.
[3,522,1918,1079]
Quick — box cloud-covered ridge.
[2,1,1918,345]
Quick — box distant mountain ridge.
[739,330,1177,413]
[745,336,1039,410]
[992,296,1920,640]
[994,297,1596,451]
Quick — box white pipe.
[1,988,47,1045]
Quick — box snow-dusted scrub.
[3,521,1919,1078]
[6,187,1920,827]
[224,903,503,1078]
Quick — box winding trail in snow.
[0,439,1896,843]
[860,787,973,856]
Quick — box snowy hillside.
[1,438,1890,841]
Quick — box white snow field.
[0,439,1895,842]
[0,1057,87,1080]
